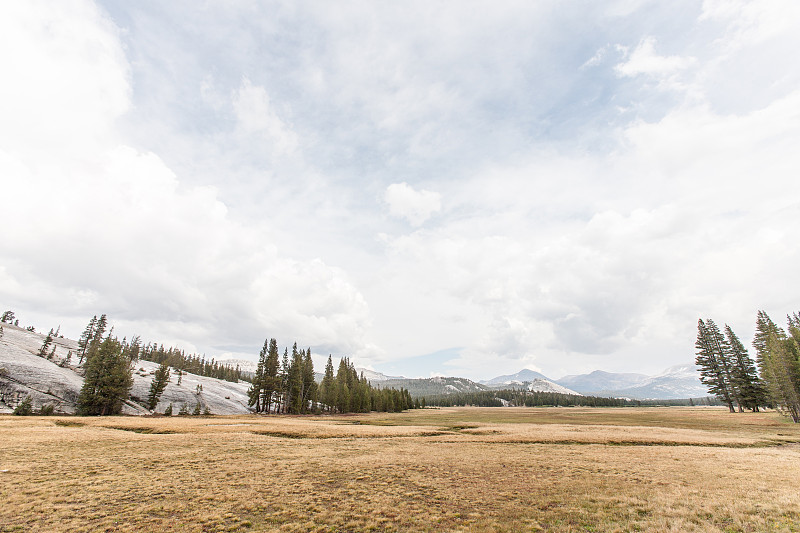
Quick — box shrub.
[13,395,33,416]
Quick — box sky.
[1,1,799,380]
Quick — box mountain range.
[357,365,708,400]
[216,352,707,400]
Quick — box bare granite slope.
[0,323,251,415]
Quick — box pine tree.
[1,310,15,324]
[279,347,290,413]
[193,402,202,416]
[754,311,800,423]
[695,319,736,412]
[164,403,173,416]
[724,324,767,411]
[301,348,317,413]
[38,328,54,357]
[77,315,97,363]
[248,339,269,412]
[147,362,171,410]
[320,355,336,412]
[13,395,33,416]
[262,338,280,413]
[335,357,351,413]
[287,343,304,414]
[123,335,142,362]
[77,335,134,416]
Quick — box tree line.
[423,390,723,408]
[695,311,800,422]
[18,313,418,416]
[424,389,629,408]
[247,337,417,414]
[77,315,247,383]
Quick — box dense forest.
[246,338,416,414]
[422,389,722,408]
[696,311,800,422]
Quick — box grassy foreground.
[2,407,800,532]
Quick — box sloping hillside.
[556,370,648,394]
[377,376,488,397]
[0,324,251,415]
[525,378,581,395]
[593,365,708,399]
[480,368,551,386]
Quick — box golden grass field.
[2,407,800,532]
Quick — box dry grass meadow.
[2,407,800,532]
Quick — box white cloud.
[0,0,129,157]
[384,182,441,226]
[615,37,696,78]
[701,0,800,48]
[0,1,372,361]
[2,0,799,380]
[232,77,298,154]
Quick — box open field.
[2,407,800,532]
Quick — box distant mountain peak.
[481,368,550,386]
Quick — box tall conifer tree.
[695,319,736,412]
[320,355,336,412]
[724,324,766,411]
[147,362,171,410]
[77,335,134,416]
[301,348,317,413]
[261,338,280,413]
[754,311,800,423]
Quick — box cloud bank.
[1,0,798,379]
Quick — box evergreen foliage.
[286,343,304,414]
[146,362,171,410]
[77,335,134,416]
[695,318,766,412]
[164,403,173,416]
[77,315,97,363]
[247,339,269,412]
[301,348,317,413]
[424,390,719,408]
[138,342,245,383]
[0,310,15,324]
[319,355,336,413]
[425,389,627,407]
[754,310,800,423]
[13,395,33,415]
[243,336,415,415]
[724,325,767,411]
[695,319,737,412]
[37,328,54,357]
